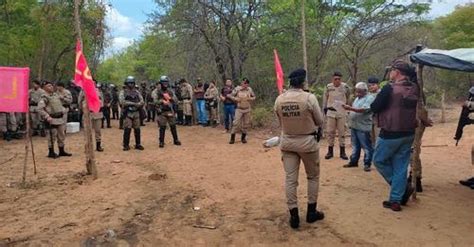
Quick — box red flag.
[274,49,284,94]
[0,67,29,112]
[74,40,100,113]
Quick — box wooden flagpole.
[74,0,97,179]
[22,112,30,184]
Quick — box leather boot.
[58,147,72,157]
[306,203,325,223]
[289,208,300,229]
[96,141,104,152]
[229,134,235,144]
[170,125,181,145]
[325,146,334,159]
[159,127,166,148]
[123,128,131,151]
[241,133,247,144]
[134,128,144,150]
[340,146,348,160]
[48,147,58,159]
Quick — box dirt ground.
[0,107,473,246]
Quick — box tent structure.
[410,48,474,72]
[408,47,473,199]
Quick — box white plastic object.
[66,122,80,133]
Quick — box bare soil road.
[0,108,473,246]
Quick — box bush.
[251,105,274,128]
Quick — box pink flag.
[74,40,100,113]
[0,67,29,113]
[274,49,284,94]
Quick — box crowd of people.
[1,59,473,230]
[0,75,256,155]
[275,60,472,229]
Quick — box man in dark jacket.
[371,60,421,212]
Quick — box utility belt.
[49,112,64,119]
[63,104,70,108]
[30,103,38,106]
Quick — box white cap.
[355,82,368,91]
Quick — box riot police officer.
[153,76,181,148]
[119,76,145,151]
[38,80,72,158]
[274,69,325,229]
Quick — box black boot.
[229,134,235,144]
[325,146,334,159]
[123,128,131,151]
[306,203,325,223]
[340,146,348,160]
[416,177,423,193]
[170,125,181,145]
[241,133,247,144]
[58,147,72,157]
[159,126,166,148]
[2,131,11,141]
[96,141,104,152]
[48,147,58,159]
[289,208,300,229]
[40,128,46,137]
[134,128,144,150]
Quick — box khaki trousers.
[410,125,425,178]
[30,111,42,129]
[124,112,141,129]
[92,119,102,142]
[326,116,345,147]
[282,150,320,209]
[183,100,193,116]
[231,108,250,134]
[0,113,17,132]
[47,124,66,148]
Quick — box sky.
[105,0,474,55]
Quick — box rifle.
[454,104,474,146]
[454,89,474,145]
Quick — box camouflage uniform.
[119,84,144,150]
[38,90,71,157]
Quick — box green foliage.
[0,0,107,82]
[434,4,474,49]
[97,1,474,102]
[251,105,274,128]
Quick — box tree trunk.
[301,0,308,80]
[440,90,446,123]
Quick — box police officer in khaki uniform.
[0,112,19,141]
[274,69,325,229]
[79,85,105,152]
[153,76,181,148]
[29,79,46,136]
[180,78,194,126]
[229,78,255,144]
[38,80,72,158]
[323,71,350,160]
[56,82,73,125]
[119,76,145,151]
[204,81,219,127]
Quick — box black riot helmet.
[160,75,170,89]
[124,76,136,87]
